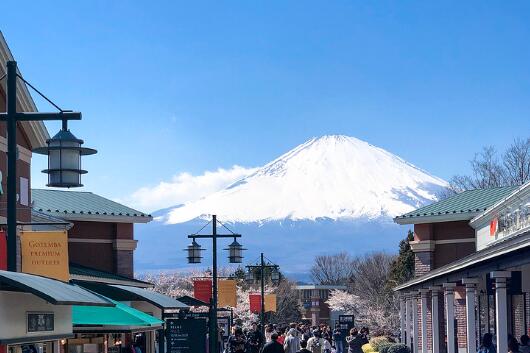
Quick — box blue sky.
[2,1,530,212]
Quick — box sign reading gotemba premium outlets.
[20,231,70,282]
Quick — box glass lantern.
[33,128,96,187]
[185,239,203,264]
[226,239,245,263]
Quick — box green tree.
[388,230,415,286]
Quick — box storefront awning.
[78,282,188,310]
[73,298,164,333]
[0,270,112,306]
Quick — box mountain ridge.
[156,134,447,224]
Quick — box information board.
[166,318,207,353]
[338,315,355,341]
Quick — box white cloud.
[123,165,257,212]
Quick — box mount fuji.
[134,135,447,275]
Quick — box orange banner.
[20,231,70,282]
[265,294,277,313]
[218,279,237,307]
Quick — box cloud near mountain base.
[123,165,257,212]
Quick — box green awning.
[73,298,163,331]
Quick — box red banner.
[193,279,212,303]
[249,294,261,313]
[0,231,6,270]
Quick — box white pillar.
[406,295,412,348]
[420,289,429,353]
[491,271,511,353]
[462,278,479,353]
[430,286,441,353]
[444,283,457,353]
[400,296,406,344]
[413,294,419,353]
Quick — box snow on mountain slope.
[160,135,448,224]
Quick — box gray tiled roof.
[395,185,518,223]
[31,189,151,221]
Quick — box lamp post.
[0,61,95,272]
[184,215,244,353]
[246,253,280,338]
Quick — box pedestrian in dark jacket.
[247,323,264,353]
[227,327,247,353]
[262,333,286,353]
[346,328,364,353]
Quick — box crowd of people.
[224,322,371,353]
[478,333,530,353]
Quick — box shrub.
[362,343,375,353]
[379,343,394,353]
[387,343,411,353]
[370,336,391,352]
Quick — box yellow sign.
[20,231,70,282]
[265,294,277,312]
[218,279,237,307]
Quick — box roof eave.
[52,214,153,224]
[393,212,478,225]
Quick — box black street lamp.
[0,61,96,272]
[185,215,244,353]
[246,253,280,338]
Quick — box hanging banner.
[20,231,69,282]
[265,294,277,312]
[0,231,6,270]
[193,279,212,303]
[249,294,261,313]
[218,279,237,307]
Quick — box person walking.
[333,327,344,353]
[227,327,247,353]
[346,328,363,353]
[284,326,301,353]
[478,333,495,353]
[247,323,264,353]
[262,333,286,353]
[307,330,325,353]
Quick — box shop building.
[296,284,347,326]
[31,189,188,353]
[394,183,530,353]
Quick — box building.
[296,284,347,326]
[394,183,530,353]
[31,189,187,353]
[0,30,187,353]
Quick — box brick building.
[296,284,347,326]
[31,188,151,278]
[394,183,530,353]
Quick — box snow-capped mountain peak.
[161,135,448,224]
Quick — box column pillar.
[406,295,412,348]
[491,271,511,353]
[420,289,429,353]
[413,294,419,353]
[400,296,406,344]
[444,283,457,353]
[430,286,441,353]
[462,278,479,353]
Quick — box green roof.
[394,185,519,224]
[70,263,152,288]
[73,298,163,327]
[32,189,151,222]
[0,270,112,306]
